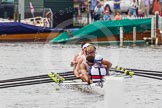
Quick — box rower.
[74,44,95,78]
[90,55,110,83]
[79,55,112,84]
[79,55,95,84]
[71,43,92,67]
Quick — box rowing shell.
[62,79,105,95]
[48,70,133,95]
[61,70,133,94]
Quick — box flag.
[30,2,34,15]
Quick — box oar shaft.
[134,72,162,77]
[114,67,162,73]
[112,69,162,80]
[0,79,54,89]
[134,73,162,80]
[0,78,52,87]
[0,75,48,83]
[0,76,78,89]
[129,68,162,73]
[0,71,74,84]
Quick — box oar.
[0,71,74,83]
[134,71,162,77]
[0,75,48,83]
[0,76,78,89]
[113,67,162,80]
[127,68,162,73]
[0,79,54,89]
[114,66,162,73]
[134,73,162,80]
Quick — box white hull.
[62,80,104,95]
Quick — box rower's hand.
[70,62,74,67]
[70,61,77,67]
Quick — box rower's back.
[89,55,108,83]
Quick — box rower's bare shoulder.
[78,57,84,64]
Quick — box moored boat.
[50,18,152,45]
[0,22,63,42]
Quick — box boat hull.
[0,22,63,42]
[64,80,104,95]
[0,32,61,42]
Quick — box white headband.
[82,43,91,49]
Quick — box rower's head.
[82,43,91,49]
[86,45,96,56]
[82,43,92,54]
[94,54,103,64]
[81,42,87,49]
[86,55,95,66]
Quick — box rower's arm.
[73,54,79,63]
[74,58,83,77]
[80,63,87,74]
[71,54,79,66]
[102,59,112,69]
[80,63,91,84]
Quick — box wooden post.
[120,27,123,47]
[18,0,24,20]
[159,16,162,30]
[133,27,136,46]
[151,16,156,45]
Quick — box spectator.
[138,9,144,17]
[114,11,122,20]
[139,0,151,17]
[129,0,138,17]
[113,0,121,16]
[88,0,99,21]
[149,0,154,14]
[127,11,135,19]
[104,4,112,15]
[103,10,111,21]
[45,11,51,27]
[153,0,160,15]
[160,0,162,12]
[94,2,104,21]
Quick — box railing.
[120,16,161,46]
[159,16,162,33]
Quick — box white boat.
[58,79,105,95]
[59,71,130,95]
[0,16,49,27]
[22,16,49,27]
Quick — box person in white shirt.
[94,2,104,21]
[129,0,138,17]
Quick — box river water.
[0,42,162,108]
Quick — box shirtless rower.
[70,42,86,67]
[71,43,91,67]
[74,44,96,78]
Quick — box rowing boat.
[48,70,133,95]
[62,71,133,95]
[0,67,161,90]
[48,72,105,95]
[65,79,105,95]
